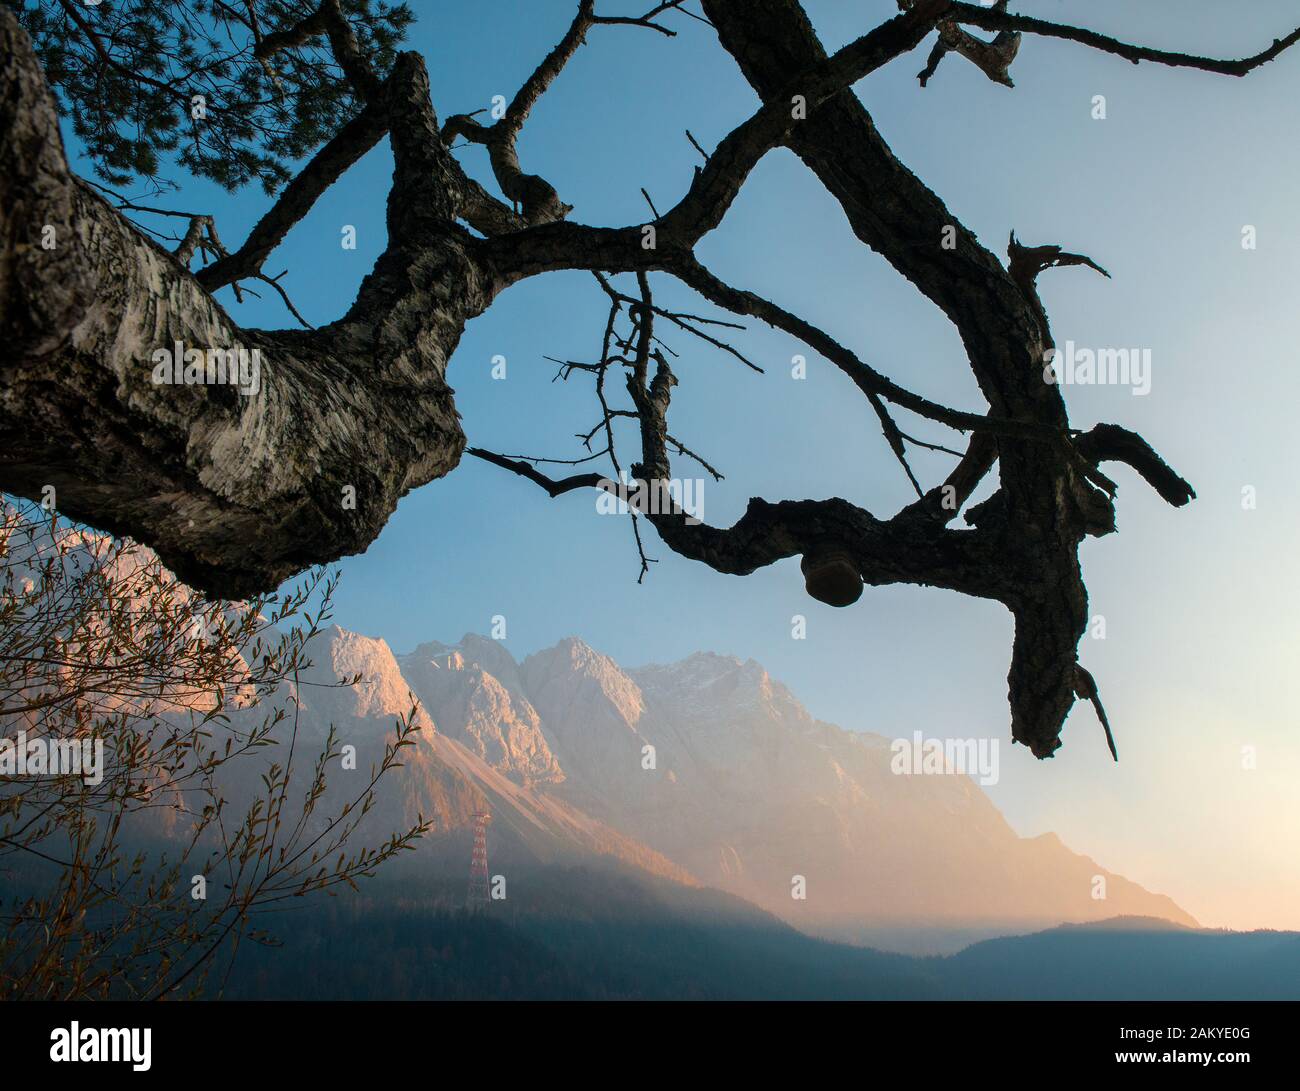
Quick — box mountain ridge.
[355,629,1196,951]
[9,509,1193,955]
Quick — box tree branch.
[197,97,389,290]
[1074,423,1196,508]
[950,1,1300,78]
[466,448,604,498]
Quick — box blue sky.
[58,1,1300,929]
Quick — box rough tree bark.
[2,1,1294,757]
[1,16,485,597]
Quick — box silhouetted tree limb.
[4,0,1298,757]
[951,1,1300,78]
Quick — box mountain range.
[274,625,1195,953]
[14,518,1289,999]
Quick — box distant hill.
[219,863,940,1000]
[938,920,1300,1000]
[216,864,1298,1001]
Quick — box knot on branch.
[801,542,864,607]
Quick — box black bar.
[2,1000,1293,1078]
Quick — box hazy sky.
[61,1,1300,931]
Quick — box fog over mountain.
[4,518,1246,997]
[289,626,1194,953]
[12,517,1190,955]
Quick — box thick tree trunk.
[0,11,481,597]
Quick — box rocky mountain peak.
[298,625,427,729]
[521,638,646,730]
[217,616,1203,949]
[398,635,562,786]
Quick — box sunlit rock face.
[399,636,564,787]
